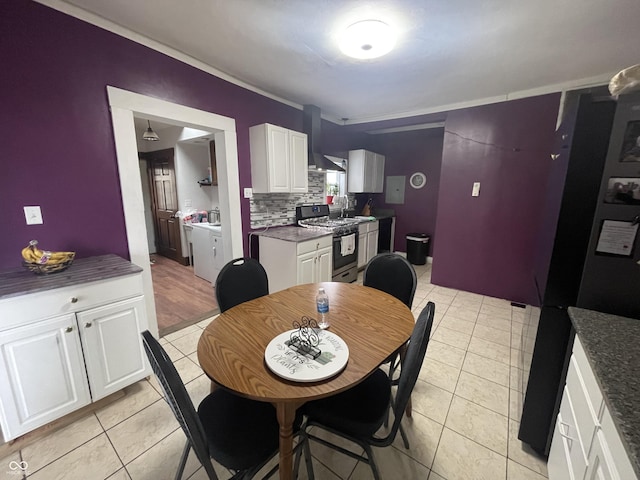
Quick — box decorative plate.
[409,172,427,189]
[264,329,349,382]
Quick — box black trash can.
[406,233,429,265]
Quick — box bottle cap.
[318,287,325,293]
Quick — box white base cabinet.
[548,337,637,480]
[0,258,150,441]
[357,221,379,269]
[260,235,332,293]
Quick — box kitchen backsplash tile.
[250,171,353,228]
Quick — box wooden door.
[144,149,184,263]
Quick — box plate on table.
[264,329,349,382]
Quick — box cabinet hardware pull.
[65,326,73,333]
[85,322,92,328]
[70,297,78,303]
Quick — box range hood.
[303,105,345,172]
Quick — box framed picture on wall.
[619,120,640,162]
[604,177,640,204]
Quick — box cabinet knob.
[70,297,78,304]
[84,322,92,328]
[65,326,73,333]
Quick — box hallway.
[149,255,218,336]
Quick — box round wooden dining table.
[197,282,415,480]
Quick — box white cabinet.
[548,337,638,480]
[0,260,150,441]
[260,234,332,293]
[249,123,308,193]
[192,225,224,284]
[357,220,379,269]
[347,149,385,193]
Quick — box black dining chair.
[364,252,418,375]
[215,257,269,313]
[295,302,435,480]
[141,331,313,480]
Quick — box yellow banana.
[21,240,75,265]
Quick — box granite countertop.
[0,254,142,300]
[251,226,332,242]
[568,307,640,477]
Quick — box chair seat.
[303,369,391,438]
[199,389,286,471]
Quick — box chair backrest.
[141,331,215,476]
[363,253,417,309]
[215,258,269,313]
[385,302,435,443]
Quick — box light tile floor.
[1,262,548,480]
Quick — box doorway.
[108,86,244,338]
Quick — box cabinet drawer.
[297,236,332,255]
[558,387,589,480]
[599,405,638,480]
[0,274,143,330]
[566,356,601,452]
[572,337,603,414]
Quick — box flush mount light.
[142,120,159,141]
[339,20,396,59]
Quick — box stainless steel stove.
[296,205,360,283]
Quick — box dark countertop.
[0,254,143,300]
[251,226,332,243]
[568,307,640,477]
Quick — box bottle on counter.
[316,287,330,329]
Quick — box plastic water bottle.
[316,287,330,329]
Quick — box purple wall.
[367,130,444,255]
[0,0,303,269]
[432,95,560,305]
[2,2,565,306]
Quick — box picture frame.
[604,177,640,204]
[618,121,640,162]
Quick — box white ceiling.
[49,0,640,123]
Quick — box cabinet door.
[192,226,214,283]
[373,153,385,193]
[0,314,91,440]
[367,229,379,263]
[363,150,376,192]
[289,130,308,193]
[297,251,316,285]
[357,233,367,268]
[316,246,332,282]
[211,235,224,283]
[267,124,291,192]
[77,296,150,401]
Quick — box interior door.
[144,149,184,263]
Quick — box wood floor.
[149,254,219,336]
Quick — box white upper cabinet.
[347,149,385,193]
[249,123,308,193]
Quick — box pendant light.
[142,120,160,141]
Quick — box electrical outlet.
[472,182,480,197]
[24,206,43,225]
[244,188,253,198]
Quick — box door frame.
[108,86,243,337]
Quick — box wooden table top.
[197,282,415,403]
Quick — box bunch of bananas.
[21,240,75,265]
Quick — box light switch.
[184,199,192,208]
[472,182,481,197]
[244,188,253,198]
[24,206,43,225]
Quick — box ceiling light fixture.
[339,20,396,60]
[142,120,159,141]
